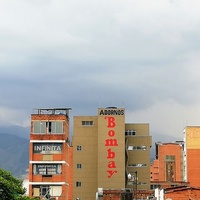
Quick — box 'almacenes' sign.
[33,143,62,154]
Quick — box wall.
[165,188,200,200]
[186,127,200,187]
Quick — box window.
[141,146,147,150]
[82,121,93,126]
[76,182,82,187]
[51,122,63,133]
[166,161,175,182]
[33,121,46,134]
[139,182,147,185]
[125,130,136,136]
[77,146,82,151]
[33,185,62,197]
[165,155,175,162]
[127,146,146,150]
[127,146,133,150]
[33,121,63,134]
[77,164,82,169]
[137,146,147,150]
[128,163,147,167]
[40,186,50,198]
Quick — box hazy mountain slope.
[0,125,30,139]
[0,133,29,178]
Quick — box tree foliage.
[0,168,38,200]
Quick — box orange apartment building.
[151,141,186,189]
[28,108,73,200]
[184,126,200,187]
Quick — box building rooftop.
[33,108,72,116]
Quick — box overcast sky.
[0,0,200,141]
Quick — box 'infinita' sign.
[104,116,118,178]
[33,143,62,154]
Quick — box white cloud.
[1,0,200,62]
[126,99,200,139]
[0,106,30,127]
[0,0,200,141]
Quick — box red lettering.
[108,130,115,137]
[108,161,116,168]
[105,139,118,146]
[104,116,118,178]
[107,148,115,159]
[107,170,117,178]
[105,117,116,128]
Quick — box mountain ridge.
[0,126,29,178]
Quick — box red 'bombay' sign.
[105,117,118,178]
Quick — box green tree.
[0,168,38,200]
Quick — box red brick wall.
[165,188,200,200]
[158,144,182,182]
[151,159,159,181]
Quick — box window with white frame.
[33,121,63,134]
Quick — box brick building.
[28,108,73,200]
[151,141,186,189]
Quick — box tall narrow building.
[28,108,73,200]
[72,107,152,199]
[184,126,200,187]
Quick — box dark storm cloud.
[1,0,200,138]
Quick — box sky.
[0,0,200,141]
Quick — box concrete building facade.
[184,126,200,187]
[72,107,152,200]
[28,108,73,200]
